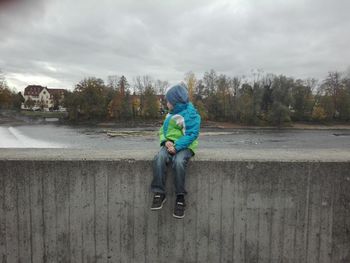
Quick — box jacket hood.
[165,83,189,106]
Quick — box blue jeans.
[151,146,194,195]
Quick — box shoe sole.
[150,198,167,210]
[173,213,185,219]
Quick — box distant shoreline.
[203,121,350,130]
[1,110,350,130]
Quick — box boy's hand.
[165,140,176,154]
[167,146,176,155]
[165,141,174,149]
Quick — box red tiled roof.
[24,85,45,96]
[47,88,65,97]
[48,88,65,93]
[24,85,66,96]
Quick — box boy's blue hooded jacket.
[159,83,201,154]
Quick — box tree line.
[1,69,350,125]
[63,70,350,125]
[187,69,350,125]
[0,71,24,110]
[63,75,168,122]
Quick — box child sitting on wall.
[150,83,201,219]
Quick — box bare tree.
[107,75,120,90]
[184,71,196,101]
[322,71,343,117]
[154,79,169,95]
[0,69,6,88]
[133,76,144,95]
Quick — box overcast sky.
[1,0,350,92]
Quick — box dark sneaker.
[173,197,186,219]
[151,193,166,210]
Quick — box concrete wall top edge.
[0,148,350,162]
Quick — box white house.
[22,85,66,110]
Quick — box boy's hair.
[165,83,189,106]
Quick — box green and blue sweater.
[159,102,201,154]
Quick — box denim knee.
[154,147,169,164]
[172,156,187,170]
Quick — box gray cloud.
[0,0,350,91]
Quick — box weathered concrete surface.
[1,148,350,161]
[0,149,350,263]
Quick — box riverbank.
[1,110,350,130]
[206,120,350,130]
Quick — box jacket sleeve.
[174,113,201,152]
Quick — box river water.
[1,124,350,150]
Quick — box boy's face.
[167,101,174,110]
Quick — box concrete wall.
[0,150,349,263]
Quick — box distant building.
[22,85,66,110]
